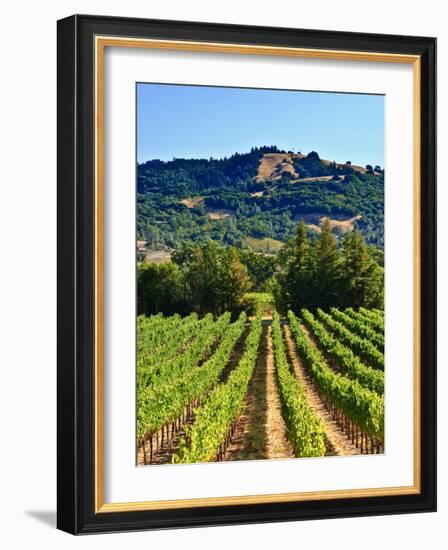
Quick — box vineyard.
[137,307,385,465]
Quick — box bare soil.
[282,324,360,456]
[294,212,362,235]
[256,153,374,183]
[223,324,294,461]
[265,326,295,459]
[255,153,302,181]
[179,196,204,208]
[144,249,172,263]
[205,207,234,220]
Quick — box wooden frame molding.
[57,14,436,534]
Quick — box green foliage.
[245,292,275,318]
[317,309,384,368]
[137,312,246,440]
[175,241,252,316]
[137,211,384,327]
[137,262,185,316]
[330,308,384,351]
[346,307,384,333]
[341,230,384,308]
[137,147,384,249]
[137,312,200,384]
[275,223,383,312]
[238,249,277,290]
[275,221,314,312]
[313,219,342,308]
[302,309,384,394]
[288,311,384,440]
[271,312,326,457]
[359,307,384,323]
[174,314,263,463]
[138,242,252,317]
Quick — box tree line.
[273,219,383,312]
[137,220,383,318]
[137,242,252,318]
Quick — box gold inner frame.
[94,36,422,513]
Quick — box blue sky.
[137,83,384,168]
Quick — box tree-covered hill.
[137,146,384,252]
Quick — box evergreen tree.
[287,220,313,310]
[311,219,341,308]
[275,220,318,312]
[342,229,383,308]
[275,221,384,312]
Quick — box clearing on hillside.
[179,196,205,208]
[255,153,378,183]
[142,249,172,263]
[294,212,362,235]
[205,207,234,220]
[255,153,303,181]
[243,236,284,252]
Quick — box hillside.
[137,146,384,253]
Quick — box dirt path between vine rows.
[282,324,360,456]
[223,324,294,461]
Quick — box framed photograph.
[57,14,436,534]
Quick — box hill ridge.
[137,146,384,251]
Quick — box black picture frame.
[57,14,436,534]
